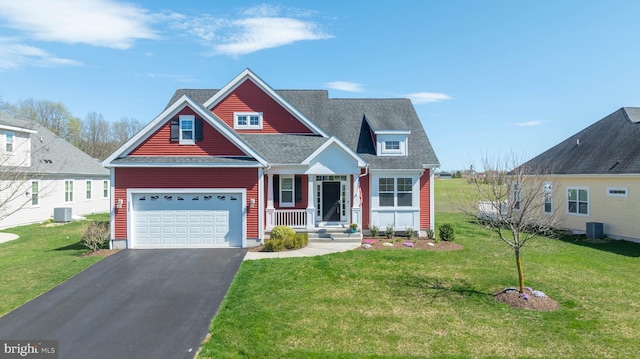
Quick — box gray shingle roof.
[239,134,328,164]
[521,107,640,174]
[166,88,440,170]
[0,111,108,176]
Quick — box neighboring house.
[0,111,110,229]
[102,69,440,249]
[518,107,640,242]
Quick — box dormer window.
[376,131,410,156]
[234,112,262,130]
[384,141,400,151]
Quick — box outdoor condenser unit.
[53,207,72,222]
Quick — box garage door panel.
[132,192,242,248]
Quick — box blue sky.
[1,0,639,170]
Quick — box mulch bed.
[494,288,559,311]
[81,249,121,257]
[356,237,464,251]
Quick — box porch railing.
[274,209,307,228]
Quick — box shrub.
[439,223,455,242]
[263,238,285,252]
[264,233,308,252]
[405,227,415,238]
[385,225,395,239]
[426,229,435,240]
[82,221,110,251]
[270,225,296,240]
[369,224,379,237]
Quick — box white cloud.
[405,92,452,104]
[0,38,82,70]
[171,5,333,56]
[515,120,543,127]
[325,81,364,93]
[0,0,157,49]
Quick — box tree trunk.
[515,249,525,293]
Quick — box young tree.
[471,153,560,293]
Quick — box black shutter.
[170,119,179,141]
[273,175,279,203]
[295,176,302,203]
[195,118,203,141]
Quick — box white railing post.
[266,174,275,230]
[306,175,315,229]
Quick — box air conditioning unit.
[586,222,604,239]
[53,207,72,223]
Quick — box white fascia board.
[301,136,367,167]
[0,124,37,134]
[369,168,424,176]
[422,163,440,169]
[202,68,329,138]
[375,130,411,135]
[102,94,268,167]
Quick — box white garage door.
[132,192,243,248]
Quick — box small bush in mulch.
[494,287,559,311]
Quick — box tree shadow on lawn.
[387,274,491,304]
[557,234,640,258]
[52,241,87,252]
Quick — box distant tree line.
[1,98,143,160]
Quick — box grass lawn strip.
[200,211,640,358]
[0,214,109,316]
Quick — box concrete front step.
[309,232,362,243]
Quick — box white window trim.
[512,182,521,211]
[31,180,39,207]
[279,175,294,207]
[86,180,92,200]
[383,140,401,153]
[607,187,628,198]
[179,115,195,145]
[5,131,14,152]
[567,187,589,216]
[377,177,415,208]
[543,182,553,214]
[234,112,263,130]
[64,180,74,203]
[103,180,109,199]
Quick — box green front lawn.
[0,214,110,316]
[200,212,640,358]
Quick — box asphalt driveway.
[0,249,246,359]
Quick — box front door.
[322,182,341,221]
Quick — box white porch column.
[351,175,362,230]
[306,175,315,229]
[266,173,275,230]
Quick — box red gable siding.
[113,167,259,239]
[129,107,246,156]
[420,169,431,230]
[211,80,313,134]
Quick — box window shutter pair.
[170,118,203,141]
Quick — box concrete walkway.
[244,241,361,260]
[0,232,19,244]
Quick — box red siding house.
[102,69,440,248]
